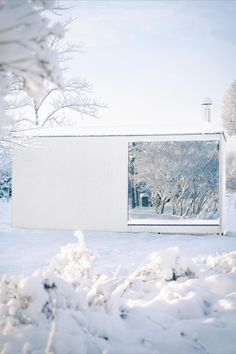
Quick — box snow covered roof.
[20,122,226,139]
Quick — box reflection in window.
[128,141,219,224]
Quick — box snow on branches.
[4,12,105,130]
[129,141,219,218]
[0,235,236,353]
[222,80,236,137]
[0,0,63,138]
[0,0,63,96]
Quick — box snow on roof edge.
[16,122,226,140]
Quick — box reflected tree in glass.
[128,141,219,223]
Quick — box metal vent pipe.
[201,97,212,122]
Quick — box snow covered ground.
[129,205,219,224]
[0,196,236,353]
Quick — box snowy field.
[0,196,236,353]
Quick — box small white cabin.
[12,124,226,234]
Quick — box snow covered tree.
[0,0,63,140]
[130,141,219,218]
[6,76,104,129]
[222,80,236,136]
[226,150,236,192]
[0,1,104,202]
[0,0,64,202]
[5,20,105,129]
[131,142,177,214]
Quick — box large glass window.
[128,141,219,225]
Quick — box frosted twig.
[147,315,167,330]
[45,299,57,354]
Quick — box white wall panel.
[12,137,128,231]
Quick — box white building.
[12,123,226,234]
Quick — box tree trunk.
[33,99,39,126]
[172,201,178,215]
[136,188,139,206]
[130,147,136,209]
[131,186,136,209]
[179,198,184,216]
[161,202,165,214]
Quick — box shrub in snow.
[0,236,117,353]
[0,237,236,354]
[117,247,197,299]
[49,233,96,288]
[204,250,236,273]
[138,247,197,282]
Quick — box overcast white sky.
[64,0,236,128]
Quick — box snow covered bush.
[49,232,96,290]
[0,239,103,353]
[1,234,236,354]
[204,250,236,273]
[114,247,197,302]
